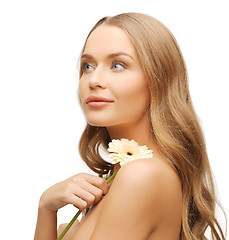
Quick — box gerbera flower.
[57,138,153,240]
[107,138,153,166]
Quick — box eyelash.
[81,62,93,73]
[81,61,127,73]
[112,61,127,71]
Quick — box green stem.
[106,169,119,183]
[57,169,119,240]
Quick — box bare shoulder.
[117,156,181,191]
[89,157,182,240]
[115,157,182,221]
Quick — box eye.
[81,63,94,73]
[112,61,126,71]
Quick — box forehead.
[83,25,137,58]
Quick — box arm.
[34,173,109,240]
[84,158,182,240]
[34,204,57,240]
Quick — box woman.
[34,13,226,240]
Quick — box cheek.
[118,75,148,100]
[112,75,149,111]
[78,80,87,110]
[79,80,85,100]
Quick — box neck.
[106,115,159,153]
[107,115,164,174]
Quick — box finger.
[58,223,68,236]
[68,194,88,211]
[80,181,105,204]
[58,219,80,238]
[83,174,109,195]
[71,187,97,209]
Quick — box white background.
[0,0,228,239]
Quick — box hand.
[57,220,80,239]
[39,173,109,212]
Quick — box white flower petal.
[106,138,153,166]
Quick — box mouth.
[86,96,114,107]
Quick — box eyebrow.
[81,52,135,61]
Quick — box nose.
[88,67,106,89]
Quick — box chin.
[87,119,109,128]
[88,122,106,127]
[87,118,118,128]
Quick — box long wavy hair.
[78,12,226,240]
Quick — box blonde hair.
[78,12,226,239]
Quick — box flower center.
[127,152,133,156]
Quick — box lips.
[86,96,114,108]
[86,96,114,104]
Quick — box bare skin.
[34,25,182,239]
[69,157,182,240]
[34,173,109,240]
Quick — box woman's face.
[79,25,150,129]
